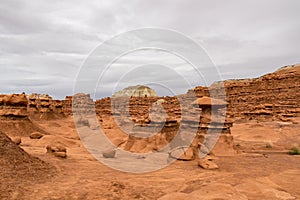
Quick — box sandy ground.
[2,117,300,200]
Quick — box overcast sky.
[0,0,299,99]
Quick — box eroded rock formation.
[112,85,158,97]
[0,64,299,157]
[208,64,300,121]
[0,93,28,118]
[0,93,38,136]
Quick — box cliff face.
[0,93,41,136]
[206,64,300,121]
[27,93,66,117]
[0,93,28,118]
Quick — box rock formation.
[46,144,67,158]
[191,97,234,157]
[27,93,66,119]
[112,85,158,97]
[192,64,300,121]
[0,93,39,136]
[0,64,299,157]
[0,93,28,118]
[72,93,94,115]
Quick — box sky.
[0,0,299,99]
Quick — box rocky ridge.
[0,64,299,153]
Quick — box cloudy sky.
[1,0,299,99]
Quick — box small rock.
[198,157,219,170]
[53,151,67,158]
[76,117,90,127]
[11,136,21,145]
[55,145,67,152]
[46,145,54,153]
[46,144,67,153]
[102,148,116,158]
[90,125,99,130]
[46,144,67,158]
[137,155,146,159]
[30,132,44,139]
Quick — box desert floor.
[2,117,300,200]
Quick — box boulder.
[102,148,116,158]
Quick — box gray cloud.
[0,0,299,99]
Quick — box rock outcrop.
[193,64,300,121]
[0,93,28,118]
[0,93,40,136]
[112,85,158,97]
[27,93,66,119]
[0,64,299,156]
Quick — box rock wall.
[205,64,300,121]
[1,64,298,122]
[0,93,28,118]
[0,93,42,136]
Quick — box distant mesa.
[275,63,300,72]
[27,93,52,100]
[112,85,158,97]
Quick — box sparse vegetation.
[288,146,300,155]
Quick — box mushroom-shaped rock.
[192,96,228,108]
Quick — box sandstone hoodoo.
[112,85,158,97]
[191,97,234,157]
[72,93,95,117]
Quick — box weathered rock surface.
[0,93,44,136]
[194,64,300,122]
[0,93,28,117]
